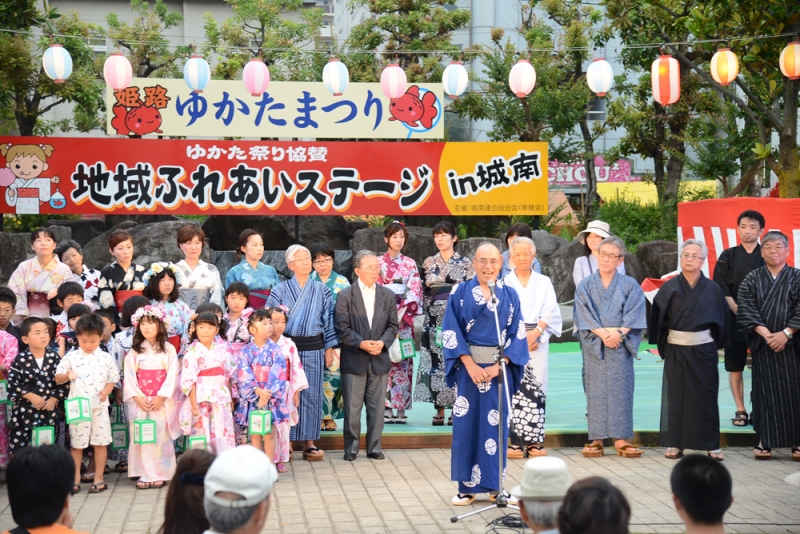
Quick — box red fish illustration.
[111,104,163,136]
[388,85,438,129]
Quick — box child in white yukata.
[55,313,120,495]
[268,306,307,469]
[180,312,236,454]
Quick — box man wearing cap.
[510,457,571,534]
[203,446,278,534]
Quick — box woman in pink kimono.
[378,221,423,424]
[269,306,308,471]
[180,313,236,454]
[123,305,180,489]
[7,228,72,323]
[0,330,19,467]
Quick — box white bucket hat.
[510,457,571,501]
[576,220,612,245]
[205,445,278,508]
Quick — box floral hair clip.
[143,261,184,286]
[132,304,171,330]
[278,304,289,314]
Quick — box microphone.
[487,279,497,302]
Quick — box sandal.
[616,444,644,458]
[302,447,325,461]
[321,419,337,431]
[507,445,524,459]
[708,449,724,461]
[276,462,288,474]
[452,493,475,506]
[447,415,453,426]
[103,464,110,475]
[665,447,684,459]
[114,461,128,473]
[384,414,395,424]
[754,445,772,460]
[136,481,151,490]
[792,447,800,461]
[150,480,166,489]
[88,482,108,494]
[432,415,445,426]
[526,445,548,457]
[81,471,96,483]
[581,442,604,458]
[71,483,81,495]
[732,411,749,427]
[395,416,408,425]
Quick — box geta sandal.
[526,445,548,457]
[732,411,749,427]
[302,447,325,461]
[616,444,644,458]
[507,445,524,459]
[88,482,107,494]
[81,472,95,483]
[395,415,408,424]
[150,480,166,489]
[581,442,604,458]
[276,462,288,474]
[447,415,453,426]
[136,481,151,490]
[452,493,475,506]
[114,461,128,473]
[432,415,445,426]
[708,449,724,461]
[792,447,800,461]
[71,483,81,495]
[665,447,684,459]
[753,445,772,460]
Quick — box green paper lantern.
[65,397,91,424]
[249,409,273,436]
[187,435,207,450]
[399,338,416,360]
[133,418,156,445]
[32,425,55,446]
[111,423,129,450]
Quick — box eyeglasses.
[680,254,703,261]
[358,265,380,271]
[312,258,333,265]
[475,259,502,267]
[762,245,787,253]
[289,255,311,264]
[598,252,620,260]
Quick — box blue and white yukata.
[267,277,336,441]
[442,277,528,495]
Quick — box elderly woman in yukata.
[574,236,647,459]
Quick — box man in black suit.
[335,250,399,461]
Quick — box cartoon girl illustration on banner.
[1,143,61,215]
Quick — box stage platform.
[311,342,757,450]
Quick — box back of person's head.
[558,476,631,534]
[204,446,278,533]
[67,303,91,322]
[0,287,17,308]
[159,449,215,534]
[75,313,105,338]
[7,444,74,528]
[671,454,732,525]
[120,295,150,329]
[56,281,84,303]
[95,307,117,326]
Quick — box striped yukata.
[737,264,800,449]
[267,277,336,441]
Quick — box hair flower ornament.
[143,261,184,286]
[131,304,171,330]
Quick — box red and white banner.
[677,198,800,277]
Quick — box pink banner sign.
[548,157,635,185]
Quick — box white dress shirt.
[358,278,376,328]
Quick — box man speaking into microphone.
[441,243,529,506]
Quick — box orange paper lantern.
[710,48,738,86]
[779,40,800,80]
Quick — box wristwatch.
[617,329,626,340]
[783,328,793,339]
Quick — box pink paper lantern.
[103,52,133,91]
[243,58,271,97]
[508,59,536,98]
[380,63,407,100]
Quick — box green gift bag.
[111,423,129,450]
[32,426,55,446]
[65,397,91,424]
[133,418,157,445]
[399,339,416,360]
[248,410,272,436]
[187,435,207,450]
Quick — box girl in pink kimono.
[123,305,180,489]
[180,312,236,454]
[0,330,19,468]
[224,283,253,445]
[268,306,308,471]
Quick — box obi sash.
[253,364,271,383]
[229,341,246,354]
[198,366,224,377]
[667,329,714,346]
[167,335,181,354]
[178,288,212,310]
[393,294,419,330]
[249,289,271,309]
[27,292,50,317]
[287,334,324,352]
[18,187,39,199]
[429,283,453,303]
[115,290,144,311]
[137,368,167,397]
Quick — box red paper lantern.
[651,54,680,106]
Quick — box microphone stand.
[452,279,518,523]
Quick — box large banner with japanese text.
[105,78,444,139]
[0,137,548,217]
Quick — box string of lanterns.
[40,39,800,107]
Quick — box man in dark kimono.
[650,239,728,460]
[712,209,765,427]
[737,231,800,460]
[442,243,529,506]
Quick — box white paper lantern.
[508,59,536,98]
[323,58,349,96]
[586,58,613,96]
[42,44,73,84]
[442,61,469,98]
[184,55,210,93]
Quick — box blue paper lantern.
[322,58,349,96]
[42,44,73,84]
[442,61,469,98]
[184,55,210,93]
